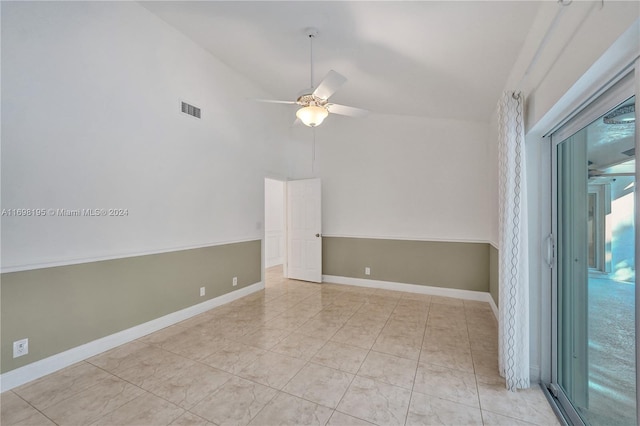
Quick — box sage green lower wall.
[0,240,261,374]
[323,237,490,292]
[489,245,499,306]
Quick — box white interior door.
[286,178,322,282]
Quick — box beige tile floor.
[1,267,560,425]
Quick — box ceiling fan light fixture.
[296,104,328,127]
[251,28,367,126]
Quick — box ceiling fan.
[254,28,368,127]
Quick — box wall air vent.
[622,148,635,157]
[181,101,201,119]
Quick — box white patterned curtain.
[497,91,530,390]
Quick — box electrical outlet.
[365,267,371,275]
[232,277,238,287]
[13,338,28,358]
[200,287,205,297]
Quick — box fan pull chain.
[312,128,316,174]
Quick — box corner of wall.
[489,243,499,308]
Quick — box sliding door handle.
[545,234,555,268]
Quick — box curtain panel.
[497,91,530,390]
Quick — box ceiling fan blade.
[251,98,296,105]
[313,70,347,100]
[327,103,369,118]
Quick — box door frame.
[263,175,288,281]
[264,177,287,274]
[545,63,639,424]
[263,176,323,283]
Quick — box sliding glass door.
[551,75,637,425]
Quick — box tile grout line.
[67,360,181,425]
[7,389,61,426]
[262,281,387,424]
[207,282,362,425]
[318,288,397,421]
[464,302,487,425]
[87,312,291,424]
[331,293,404,425]
[188,279,322,425]
[86,358,199,422]
[404,302,431,426]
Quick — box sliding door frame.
[546,61,639,425]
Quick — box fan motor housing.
[296,93,327,107]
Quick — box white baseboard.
[488,296,499,320]
[322,275,495,304]
[0,281,264,392]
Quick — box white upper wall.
[289,113,492,243]
[1,2,290,271]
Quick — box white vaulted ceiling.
[142,1,542,122]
